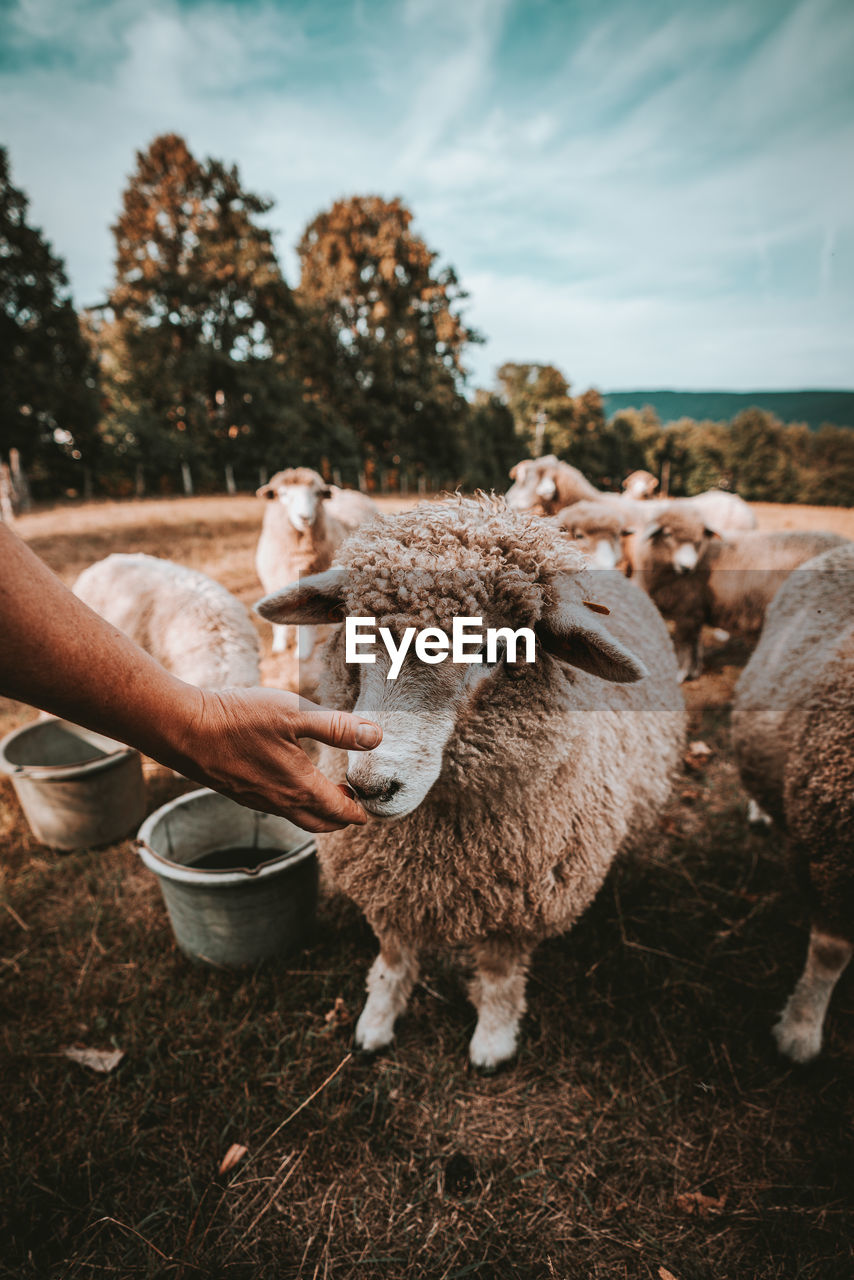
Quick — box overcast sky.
[2,0,853,391]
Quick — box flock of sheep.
[71,461,853,1073]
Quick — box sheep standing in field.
[257,499,685,1070]
[731,544,854,1062]
[633,505,849,681]
[73,553,261,687]
[506,456,756,535]
[255,468,377,659]
[552,500,633,571]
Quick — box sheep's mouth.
[362,796,418,820]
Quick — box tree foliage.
[99,133,342,489]
[0,147,100,493]
[296,195,479,472]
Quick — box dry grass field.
[1,494,852,1279]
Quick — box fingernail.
[355,723,381,748]
[338,783,356,800]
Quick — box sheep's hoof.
[747,799,773,828]
[353,1010,396,1057]
[773,1008,822,1063]
[468,1024,519,1074]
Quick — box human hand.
[168,686,382,832]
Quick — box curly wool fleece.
[334,496,589,632]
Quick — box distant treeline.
[602,389,854,434]
[2,137,853,509]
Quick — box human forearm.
[0,525,204,763]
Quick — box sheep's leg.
[674,622,702,682]
[271,624,288,655]
[354,936,419,1054]
[774,928,852,1063]
[747,798,773,827]
[296,624,317,662]
[468,940,531,1071]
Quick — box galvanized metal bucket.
[0,717,146,850]
[136,789,318,968]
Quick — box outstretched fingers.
[295,702,382,753]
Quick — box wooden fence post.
[9,449,31,512]
[0,463,16,523]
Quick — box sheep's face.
[343,646,479,817]
[622,471,658,501]
[554,505,632,572]
[505,457,561,513]
[557,523,625,571]
[641,518,716,574]
[258,470,331,534]
[256,552,649,821]
[577,533,622,571]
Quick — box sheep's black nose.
[346,774,402,804]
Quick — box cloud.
[1,0,852,388]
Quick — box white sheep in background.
[633,504,849,680]
[731,543,854,1062]
[622,469,659,500]
[505,456,601,512]
[257,498,685,1071]
[255,468,377,660]
[552,500,633,571]
[73,553,261,687]
[505,456,756,535]
[327,485,380,531]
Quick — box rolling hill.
[601,389,854,431]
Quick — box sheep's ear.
[643,522,664,541]
[536,475,557,500]
[620,527,636,538]
[509,464,519,480]
[255,569,347,625]
[536,602,648,683]
[257,483,276,500]
[704,527,722,540]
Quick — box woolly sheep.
[327,485,380,531]
[552,500,633,571]
[506,456,756,535]
[257,498,686,1070]
[505,456,601,513]
[622,469,659,500]
[633,505,848,681]
[73,553,261,687]
[255,468,377,659]
[731,543,854,1062]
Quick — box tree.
[725,408,799,502]
[296,195,479,476]
[102,133,345,491]
[458,391,520,491]
[0,147,100,495]
[496,363,618,484]
[798,423,854,506]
